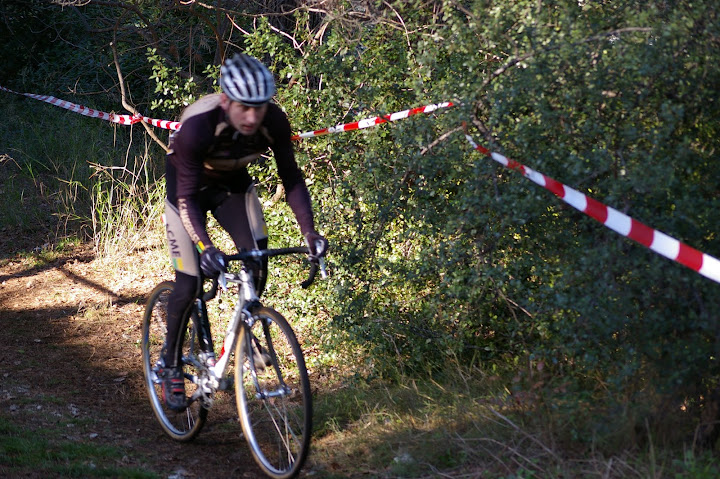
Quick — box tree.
[5,0,719,449]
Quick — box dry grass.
[306,361,720,478]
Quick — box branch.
[80,0,163,46]
[420,125,463,156]
[170,0,226,60]
[110,41,169,152]
[52,0,92,5]
[268,21,305,54]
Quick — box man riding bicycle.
[161,53,328,411]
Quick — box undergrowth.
[3,89,720,479]
[309,362,720,478]
[0,95,167,259]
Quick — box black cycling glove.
[304,231,329,258]
[199,246,226,278]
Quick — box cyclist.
[160,53,328,411]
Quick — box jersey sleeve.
[168,114,216,250]
[268,105,316,235]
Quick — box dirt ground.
[0,238,316,478]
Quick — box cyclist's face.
[221,94,268,136]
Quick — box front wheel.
[141,281,207,441]
[235,307,312,479]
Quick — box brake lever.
[318,257,328,279]
[218,256,227,292]
[314,239,328,280]
[301,241,329,289]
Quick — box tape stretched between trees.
[2,84,717,284]
[0,85,451,138]
[289,102,454,140]
[464,133,720,285]
[0,85,181,131]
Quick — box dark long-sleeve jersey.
[166,94,314,251]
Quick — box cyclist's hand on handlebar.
[304,231,329,258]
[200,246,227,279]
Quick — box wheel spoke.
[262,398,302,459]
[235,307,311,478]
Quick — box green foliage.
[3,0,720,458]
[147,48,220,116]
[476,0,720,400]
[283,0,719,450]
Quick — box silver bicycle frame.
[208,266,259,381]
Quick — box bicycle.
[141,245,326,479]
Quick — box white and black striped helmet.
[219,54,276,106]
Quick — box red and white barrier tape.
[464,133,720,285]
[0,85,181,131]
[290,102,454,140]
[2,85,450,138]
[4,84,717,283]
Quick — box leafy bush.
[4,0,719,452]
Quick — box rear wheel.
[141,281,207,441]
[235,307,312,479]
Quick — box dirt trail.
[0,242,277,478]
